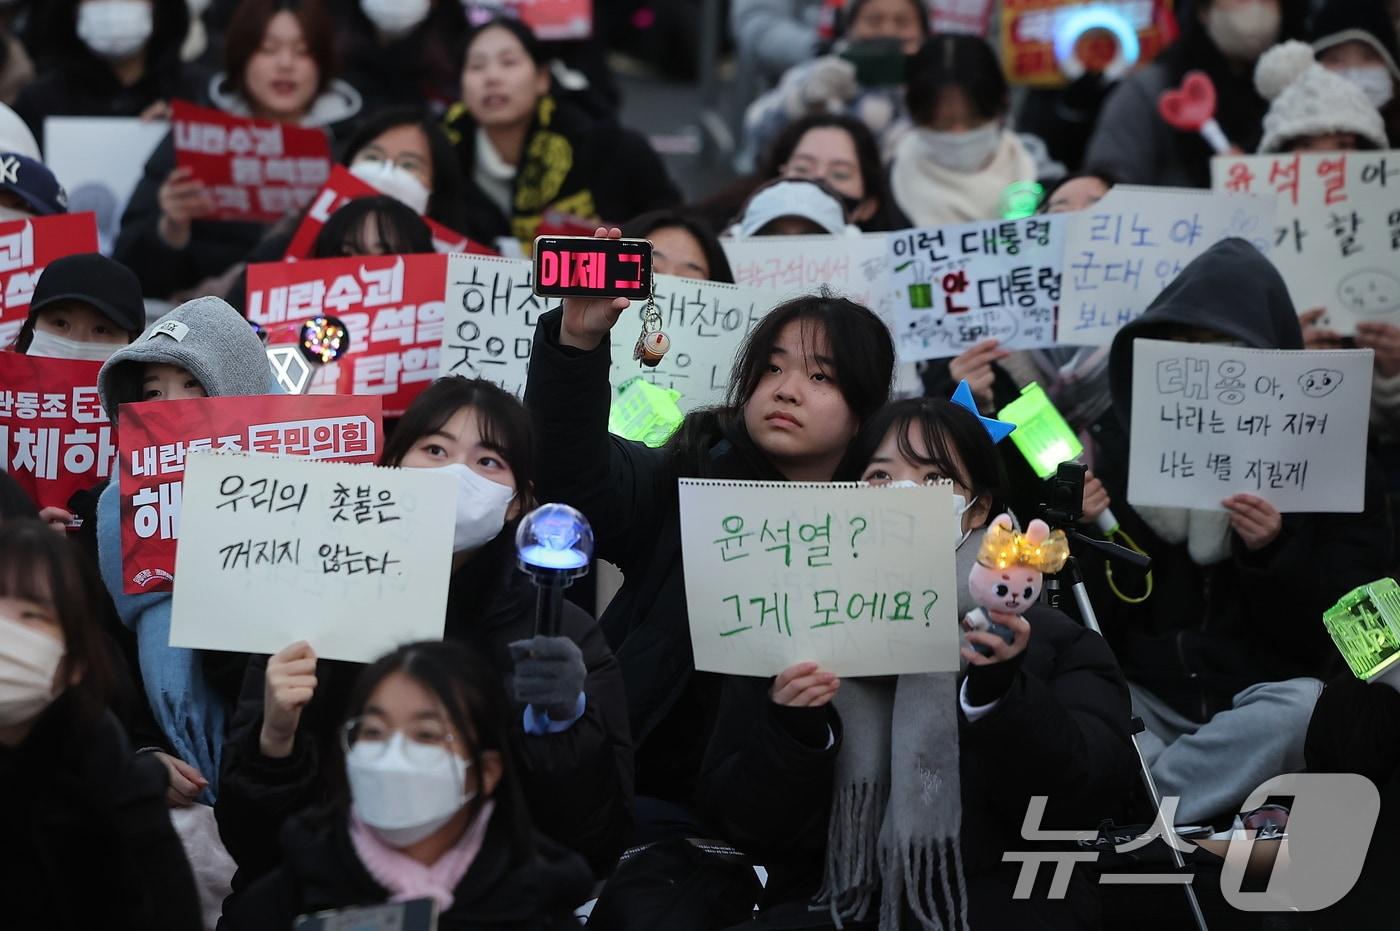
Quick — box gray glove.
[508,635,586,721]
[784,56,859,118]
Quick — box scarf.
[890,130,1037,227]
[1136,505,1234,566]
[1028,346,1114,438]
[472,126,515,218]
[349,801,496,912]
[814,529,986,930]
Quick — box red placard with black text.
[0,213,101,348]
[118,394,383,593]
[247,253,448,417]
[172,100,332,222]
[0,352,110,510]
[283,165,497,259]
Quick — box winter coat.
[217,807,592,931]
[14,54,204,138]
[335,6,465,115]
[215,559,632,886]
[0,695,203,931]
[696,604,1137,928]
[1086,238,1393,721]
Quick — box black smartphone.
[839,37,906,87]
[532,236,654,300]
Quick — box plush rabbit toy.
[965,513,1070,655]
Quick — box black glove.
[508,635,586,721]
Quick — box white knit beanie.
[1255,40,1389,153]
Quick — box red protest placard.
[0,352,111,510]
[516,0,593,40]
[0,212,101,348]
[172,99,332,223]
[247,253,447,417]
[283,165,497,259]
[1000,0,1177,88]
[118,393,384,593]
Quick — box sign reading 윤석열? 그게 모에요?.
[169,452,455,663]
[1211,150,1400,335]
[678,479,960,678]
[437,253,775,409]
[1127,339,1372,513]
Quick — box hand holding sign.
[558,227,632,352]
[260,641,318,759]
[157,166,215,250]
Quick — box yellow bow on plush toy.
[977,519,1071,573]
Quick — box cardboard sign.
[678,479,959,677]
[247,254,447,416]
[283,165,496,259]
[439,253,773,409]
[1126,339,1371,512]
[44,116,167,255]
[1212,150,1400,335]
[723,232,895,328]
[0,353,110,509]
[888,215,1065,361]
[1001,0,1177,88]
[172,100,331,223]
[118,395,384,594]
[170,453,453,663]
[0,213,102,349]
[1059,185,1275,346]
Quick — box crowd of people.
[4,0,1400,929]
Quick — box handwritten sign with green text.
[678,479,958,677]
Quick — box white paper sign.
[723,233,894,327]
[888,215,1065,361]
[439,253,776,409]
[1211,151,1400,335]
[1059,186,1275,347]
[44,117,168,255]
[1127,339,1372,513]
[170,452,456,662]
[678,479,959,677]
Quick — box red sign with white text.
[247,254,447,417]
[0,353,110,510]
[0,213,101,349]
[283,165,496,259]
[118,394,383,593]
[1001,0,1176,88]
[172,99,332,223]
[517,0,593,40]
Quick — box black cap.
[0,152,67,216]
[20,253,145,347]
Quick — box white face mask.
[360,0,432,36]
[439,462,515,553]
[913,122,1002,174]
[350,159,432,216]
[25,328,123,361]
[76,0,154,61]
[1204,1,1280,62]
[0,615,65,728]
[1337,66,1396,109]
[347,732,473,847]
[884,481,979,548]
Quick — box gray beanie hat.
[99,295,274,422]
[1256,41,1389,153]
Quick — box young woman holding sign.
[215,376,632,896]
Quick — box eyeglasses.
[341,716,463,765]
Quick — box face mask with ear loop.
[0,615,65,728]
[884,480,979,547]
[350,159,432,216]
[24,329,123,361]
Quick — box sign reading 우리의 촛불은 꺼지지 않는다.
[437,253,775,410]
[1212,150,1400,335]
[1126,339,1372,514]
[169,452,455,664]
[678,479,960,678]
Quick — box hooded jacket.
[1089,239,1392,720]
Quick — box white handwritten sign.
[439,253,775,409]
[888,215,1064,361]
[1059,186,1275,346]
[1212,151,1400,335]
[44,116,167,255]
[678,479,959,677]
[723,233,894,326]
[169,452,456,662]
[1127,339,1371,513]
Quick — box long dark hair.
[665,293,895,476]
[0,519,115,724]
[309,195,433,258]
[760,113,903,231]
[340,106,469,233]
[839,397,1007,510]
[905,33,1009,126]
[30,0,190,88]
[622,210,734,283]
[335,640,535,860]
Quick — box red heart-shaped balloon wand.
[1157,70,1232,153]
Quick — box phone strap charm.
[632,287,669,368]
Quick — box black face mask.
[837,191,865,220]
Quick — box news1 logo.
[532,237,651,298]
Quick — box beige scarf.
[890,130,1037,227]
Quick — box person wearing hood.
[1311,0,1400,149]
[1253,40,1389,152]
[219,639,594,931]
[113,0,362,300]
[725,176,859,237]
[14,0,205,136]
[1076,239,1392,825]
[335,0,467,115]
[93,295,278,805]
[1084,0,1309,188]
